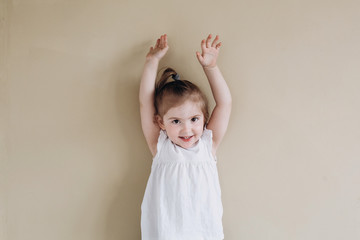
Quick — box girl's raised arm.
[139,34,169,157]
[196,34,232,155]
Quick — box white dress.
[141,128,224,240]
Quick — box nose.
[181,122,191,134]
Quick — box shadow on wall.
[104,41,155,239]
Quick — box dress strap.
[202,127,217,162]
[156,130,168,155]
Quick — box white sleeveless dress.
[141,128,224,240]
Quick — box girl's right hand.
[146,34,169,61]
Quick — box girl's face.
[158,100,205,149]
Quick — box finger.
[156,38,160,48]
[201,39,206,52]
[164,34,168,48]
[196,51,204,64]
[206,34,212,48]
[211,35,219,48]
[216,42,222,49]
[160,35,164,47]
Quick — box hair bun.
[172,74,180,81]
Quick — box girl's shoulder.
[202,127,217,159]
[201,127,214,151]
[202,127,213,143]
[156,130,168,153]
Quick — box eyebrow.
[167,115,202,120]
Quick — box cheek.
[195,121,205,132]
[165,124,178,133]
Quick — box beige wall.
[1,0,360,239]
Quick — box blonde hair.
[154,67,209,124]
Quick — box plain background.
[1,0,360,239]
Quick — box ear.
[156,115,166,130]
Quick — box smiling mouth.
[179,136,193,142]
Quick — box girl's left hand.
[196,34,221,68]
[146,34,169,61]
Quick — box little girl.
[139,34,231,240]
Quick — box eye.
[191,117,199,122]
[172,119,180,124]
